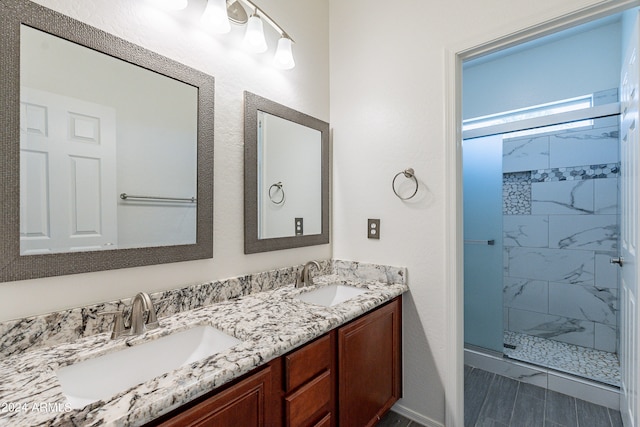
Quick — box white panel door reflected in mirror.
[257,111,322,239]
[19,25,198,255]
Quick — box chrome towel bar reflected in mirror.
[120,193,197,203]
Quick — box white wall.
[329,0,620,425]
[0,0,329,320]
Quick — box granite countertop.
[0,274,407,426]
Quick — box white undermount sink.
[55,325,241,409]
[294,284,367,307]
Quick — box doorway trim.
[444,1,640,425]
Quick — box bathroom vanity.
[150,297,401,427]
[0,261,407,426]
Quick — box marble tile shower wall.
[502,89,620,353]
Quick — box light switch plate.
[368,219,380,239]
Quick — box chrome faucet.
[102,292,159,339]
[296,261,320,288]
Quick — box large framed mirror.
[244,92,329,253]
[0,0,214,282]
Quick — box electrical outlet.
[295,217,304,236]
[368,219,380,239]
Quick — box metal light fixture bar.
[157,0,296,69]
[229,0,294,42]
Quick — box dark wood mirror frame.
[244,91,330,254]
[0,0,214,282]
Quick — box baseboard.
[392,402,444,427]
[547,370,620,410]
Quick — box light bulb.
[273,37,295,70]
[201,0,231,33]
[150,0,188,11]
[244,15,268,53]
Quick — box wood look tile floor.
[377,365,623,427]
[377,410,426,427]
[465,366,624,427]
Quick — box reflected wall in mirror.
[258,111,322,239]
[20,25,198,255]
[244,92,329,254]
[0,0,214,281]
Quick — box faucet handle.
[146,309,159,330]
[295,268,304,288]
[140,292,160,330]
[305,260,321,285]
[99,311,128,339]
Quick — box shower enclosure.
[463,89,621,387]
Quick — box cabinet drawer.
[313,413,331,427]
[285,334,331,392]
[285,370,331,427]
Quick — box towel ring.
[392,168,418,200]
[268,182,285,205]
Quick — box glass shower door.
[463,134,504,353]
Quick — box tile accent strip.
[532,163,620,183]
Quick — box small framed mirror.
[244,92,329,253]
[0,0,214,282]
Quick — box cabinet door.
[338,297,402,427]
[157,366,272,427]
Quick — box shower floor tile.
[503,331,620,387]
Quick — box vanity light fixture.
[233,0,296,69]
[273,35,295,70]
[244,12,268,53]
[163,0,296,69]
[201,0,231,33]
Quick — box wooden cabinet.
[149,296,401,427]
[338,297,402,427]
[282,333,336,427]
[151,364,274,427]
